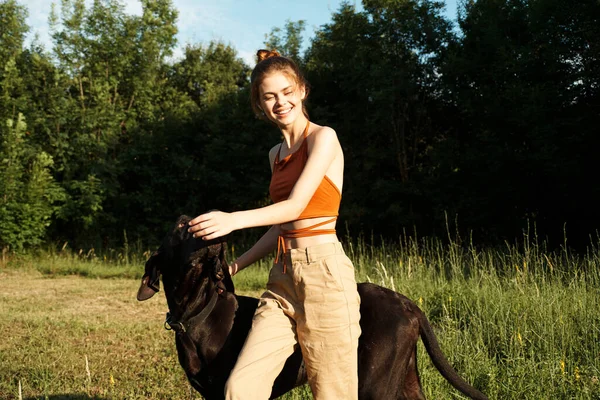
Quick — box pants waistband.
[285,241,345,264]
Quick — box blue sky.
[24,0,459,65]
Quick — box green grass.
[1,232,599,399]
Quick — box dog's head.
[137,215,234,304]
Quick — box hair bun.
[256,49,282,63]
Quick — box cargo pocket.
[320,255,347,292]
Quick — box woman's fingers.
[192,224,216,238]
[189,212,213,228]
[187,211,232,240]
[228,263,238,276]
[200,231,219,241]
[188,215,214,234]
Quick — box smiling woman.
[250,49,310,124]
[186,49,361,400]
[258,75,305,123]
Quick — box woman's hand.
[188,210,237,240]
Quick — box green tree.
[305,1,454,235]
[0,0,28,61]
[436,0,600,243]
[111,41,270,242]
[265,19,306,62]
[0,114,65,249]
[0,0,29,119]
[42,0,183,244]
[171,42,249,109]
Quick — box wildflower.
[110,374,115,386]
[575,367,580,381]
[560,360,565,375]
[418,297,423,306]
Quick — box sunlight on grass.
[1,231,599,399]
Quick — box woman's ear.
[300,85,307,100]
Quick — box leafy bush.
[0,114,65,249]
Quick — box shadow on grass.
[24,395,109,400]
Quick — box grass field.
[1,232,599,399]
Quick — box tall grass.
[344,228,600,399]
[1,228,598,399]
[2,234,152,279]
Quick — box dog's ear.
[211,243,225,279]
[169,215,192,246]
[176,214,192,228]
[212,242,234,294]
[137,249,162,301]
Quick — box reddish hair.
[250,49,310,121]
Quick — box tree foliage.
[436,0,600,243]
[305,1,454,234]
[0,0,598,250]
[0,114,64,249]
[264,19,307,63]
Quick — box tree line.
[1,0,598,251]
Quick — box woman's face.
[258,72,306,127]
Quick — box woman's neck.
[280,117,309,149]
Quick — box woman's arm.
[189,126,341,240]
[229,224,280,275]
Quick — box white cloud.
[238,49,257,68]
[23,0,53,50]
[122,0,142,16]
[171,0,262,63]
[174,0,232,31]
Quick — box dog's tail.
[417,310,489,400]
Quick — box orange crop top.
[269,121,341,269]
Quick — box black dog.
[137,216,488,400]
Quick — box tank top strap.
[302,120,310,139]
[282,217,337,238]
[274,120,310,164]
[275,216,338,273]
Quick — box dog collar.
[164,285,224,333]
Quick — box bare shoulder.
[311,124,338,139]
[307,124,340,150]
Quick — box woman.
[188,49,361,400]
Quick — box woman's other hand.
[228,262,240,276]
[188,210,237,240]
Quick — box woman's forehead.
[259,72,297,93]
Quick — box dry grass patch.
[0,269,308,400]
[0,270,194,399]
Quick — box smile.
[275,107,293,116]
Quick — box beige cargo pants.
[225,241,361,400]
